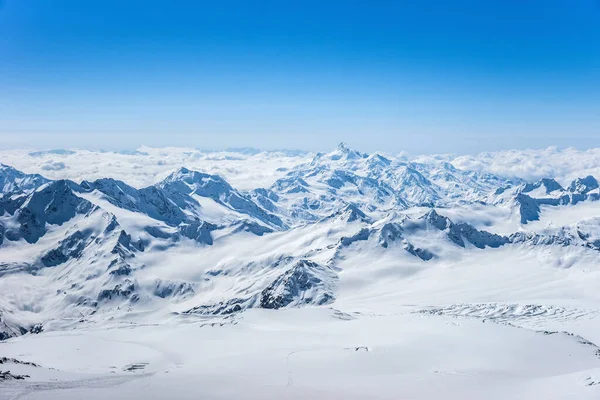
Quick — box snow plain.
[4,309,600,400]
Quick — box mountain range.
[2,143,600,340]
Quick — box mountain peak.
[339,203,370,223]
[337,142,351,152]
[420,209,452,230]
[568,175,598,194]
[366,153,392,168]
[160,168,231,196]
[0,164,50,194]
[327,142,367,161]
[163,167,219,185]
[522,178,564,195]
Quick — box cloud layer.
[0,147,312,190]
[2,146,600,190]
[443,147,600,185]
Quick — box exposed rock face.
[0,310,29,341]
[0,164,49,193]
[183,299,246,315]
[2,180,94,243]
[511,176,600,224]
[228,221,273,237]
[417,209,509,249]
[29,324,43,334]
[404,241,434,261]
[97,279,136,302]
[510,232,574,247]
[340,228,371,247]
[376,222,435,260]
[158,167,285,229]
[41,230,87,267]
[451,223,509,249]
[421,209,453,230]
[182,258,339,315]
[377,222,404,248]
[335,209,509,261]
[250,188,279,212]
[153,279,195,299]
[259,260,337,309]
[78,178,187,226]
[515,193,541,224]
[523,178,564,194]
[0,371,30,380]
[0,357,40,367]
[178,220,215,244]
[568,175,598,194]
[335,204,371,223]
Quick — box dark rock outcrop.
[259,260,337,309]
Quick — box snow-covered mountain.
[2,143,599,332]
[0,164,49,194]
[2,144,600,399]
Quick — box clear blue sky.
[1,0,599,153]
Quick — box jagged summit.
[568,175,598,194]
[159,167,285,229]
[309,143,368,164]
[0,163,49,193]
[419,208,452,230]
[331,142,367,160]
[337,142,352,152]
[1,179,94,243]
[522,178,564,194]
[366,152,392,166]
[329,203,372,223]
[507,174,600,224]
[160,167,233,196]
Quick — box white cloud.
[0,146,312,190]
[2,146,600,191]
[446,147,600,185]
[40,161,67,171]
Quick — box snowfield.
[1,144,600,399]
[3,309,600,400]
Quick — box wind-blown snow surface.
[2,144,600,399]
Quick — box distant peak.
[367,152,392,166]
[568,175,598,194]
[168,167,209,179]
[334,203,371,223]
[421,209,452,230]
[161,167,229,191]
[327,142,367,161]
[539,178,563,193]
[337,142,351,152]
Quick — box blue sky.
[1,0,599,153]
